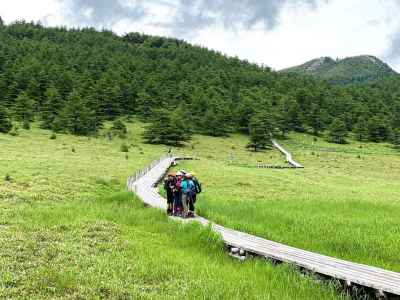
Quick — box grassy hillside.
[283,55,398,84]
[0,124,342,299]
[172,133,400,272]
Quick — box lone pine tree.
[247,112,273,152]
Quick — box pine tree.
[53,90,97,135]
[368,116,391,142]
[93,76,122,120]
[328,118,348,144]
[307,103,324,136]
[353,117,369,141]
[0,16,4,27]
[246,112,273,152]
[41,86,63,129]
[391,101,400,130]
[0,106,12,133]
[287,99,304,132]
[13,91,35,126]
[392,129,400,150]
[202,108,230,137]
[143,108,191,146]
[136,90,156,120]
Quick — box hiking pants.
[173,192,182,214]
[188,198,195,212]
[181,193,189,216]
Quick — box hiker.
[173,172,184,216]
[163,172,176,215]
[181,173,196,218]
[191,173,202,213]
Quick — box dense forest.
[0,20,400,147]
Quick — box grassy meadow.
[173,132,400,273]
[0,123,343,299]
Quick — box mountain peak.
[282,55,397,84]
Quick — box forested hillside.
[0,21,400,146]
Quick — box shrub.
[50,133,57,140]
[118,131,127,139]
[71,146,76,153]
[111,120,127,134]
[4,174,12,182]
[22,119,30,130]
[9,126,19,136]
[120,143,129,153]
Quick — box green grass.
[172,132,400,272]
[0,124,343,299]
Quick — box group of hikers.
[163,170,202,218]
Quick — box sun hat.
[176,171,183,176]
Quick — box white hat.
[176,171,183,176]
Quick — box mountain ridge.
[281,55,398,84]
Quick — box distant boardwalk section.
[272,140,304,168]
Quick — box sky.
[0,0,400,72]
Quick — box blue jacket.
[181,179,195,194]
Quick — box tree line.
[0,21,399,149]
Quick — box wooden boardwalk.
[127,155,400,298]
[272,140,304,168]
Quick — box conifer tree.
[353,117,369,141]
[0,106,12,133]
[53,90,96,135]
[287,99,304,132]
[392,129,400,150]
[368,116,391,142]
[13,91,35,126]
[307,103,324,136]
[246,112,273,152]
[328,118,348,144]
[41,86,63,129]
[136,90,155,120]
[202,108,230,137]
[143,108,191,146]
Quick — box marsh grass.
[173,132,400,272]
[0,124,343,299]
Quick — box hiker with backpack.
[163,172,176,215]
[191,173,202,213]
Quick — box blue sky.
[1,0,399,71]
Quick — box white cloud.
[0,0,61,24]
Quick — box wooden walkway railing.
[127,155,400,299]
